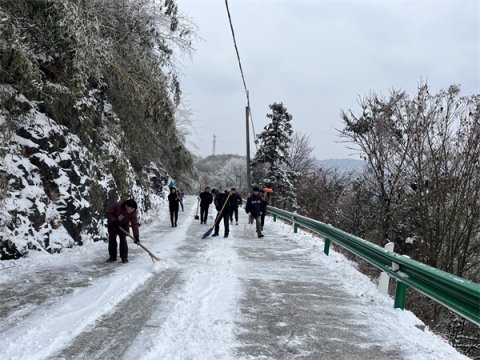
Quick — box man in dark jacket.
[199,186,213,224]
[245,186,264,238]
[229,187,242,225]
[106,199,140,263]
[168,187,180,227]
[212,189,233,238]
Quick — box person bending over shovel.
[106,199,140,263]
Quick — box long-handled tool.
[119,226,160,262]
[202,192,232,239]
[194,198,200,220]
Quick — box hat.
[211,188,218,194]
[252,186,260,192]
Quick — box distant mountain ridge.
[315,158,365,173]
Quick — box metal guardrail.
[267,205,480,326]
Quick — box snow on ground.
[269,220,469,360]
[0,196,469,360]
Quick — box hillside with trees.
[0,0,194,258]
[194,154,247,194]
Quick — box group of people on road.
[105,185,269,264]
[198,185,268,239]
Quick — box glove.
[134,236,140,244]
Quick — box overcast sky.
[176,0,480,160]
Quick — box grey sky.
[177,0,480,160]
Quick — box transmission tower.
[212,134,216,156]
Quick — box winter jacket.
[230,193,242,208]
[168,192,180,210]
[199,191,213,207]
[214,192,234,215]
[106,201,139,237]
[245,194,263,218]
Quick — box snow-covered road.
[0,196,468,359]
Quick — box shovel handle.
[118,227,160,262]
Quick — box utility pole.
[212,134,216,157]
[246,104,251,191]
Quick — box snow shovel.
[202,192,232,239]
[194,198,200,220]
[119,226,160,262]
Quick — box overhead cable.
[224,0,257,149]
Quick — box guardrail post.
[378,242,394,295]
[324,238,331,255]
[273,214,276,222]
[293,212,298,233]
[394,281,407,310]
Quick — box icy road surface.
[0,196,468,360]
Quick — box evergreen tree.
[252,102,297,209]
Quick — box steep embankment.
[0,0,193,259]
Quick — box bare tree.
[340,90,411,245]
[287,132,315,176]
[402,84,480,277]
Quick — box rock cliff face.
[0,87,168,259]
[0,1,194,260]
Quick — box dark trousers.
[200,205,209,223]
[230,207,239,223]
[108,224,128,260]
[214,212,230,236]
[170,208,178,226]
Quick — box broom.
[202,192,231,239]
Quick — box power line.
[224,0,257,150]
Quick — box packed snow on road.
[0,197,468,360]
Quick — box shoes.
[175,223,177,227]
[236,222,238,225]
[121,258,129,263]
[212,233,219,237]
[106,258,116,263]
[258,234,265,238]
[171,224,174,227]
[224,234,229,238]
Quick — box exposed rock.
[0,92,169,259]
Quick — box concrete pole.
[246,104,251,191]
[378,242,395,294]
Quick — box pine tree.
[252,102,297,209]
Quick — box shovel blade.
[202,227,213,239]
